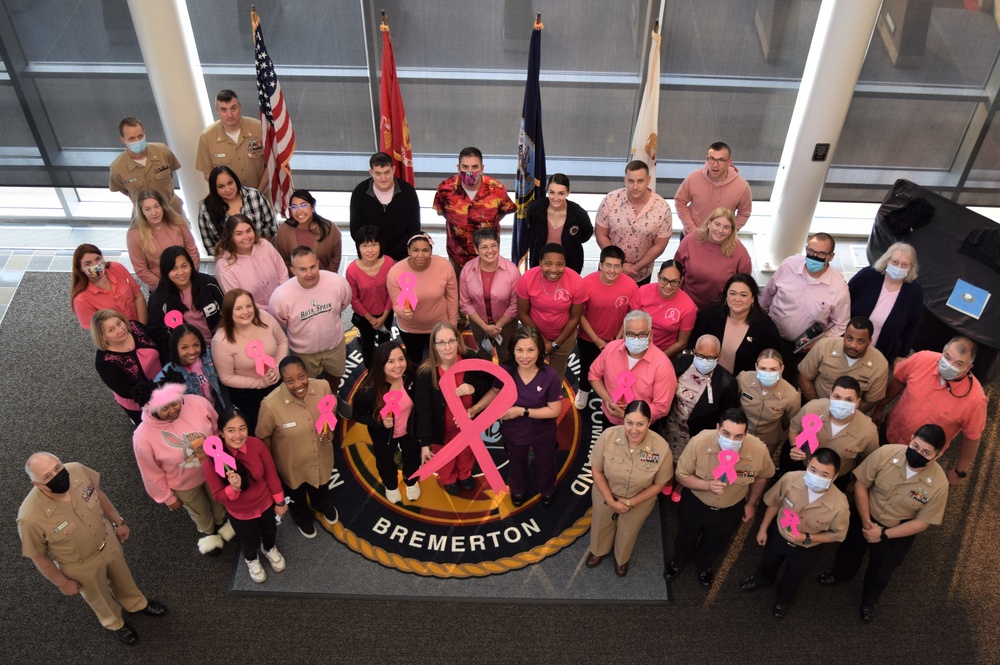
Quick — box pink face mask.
[460,171,481,188]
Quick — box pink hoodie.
[674,164,752,234]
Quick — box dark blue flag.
[513,20,545,266]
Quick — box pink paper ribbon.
[610,370,636,404]
[794,413,823,454]
[396,271,419,310]
[245,339,277,377]
[780,508,802,539]
[203,435,236,478]
[164,309,184,329]
[315,395,338,434]
[410,359,517,496]
[712,450,740,485]
[380,390,403,419]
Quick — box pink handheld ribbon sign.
[794,413,823,454]
[315,395,338,434]
[203,435,236,478]
[611,370,637,405]
[780,508,802,539]
[713,450,740,484]
[164,309,184,329]
[245,339,277,377]
[397,272,419,310]
[410,358,517,497]
[380,390,403,419]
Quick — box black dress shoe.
[860,604,877,623]
[698,569,714,588]
[511,493,525,507]
[541,494,555,507]
[444,482,460,495]
[615,561,629,577]
[740,576,762,592]
[772,602,787,620]
[112,623,138,645]
[663,562,681,580]
[141,599,167,616]
[585,552,604,568]
[459,476,476,491]
[818,570,839,586]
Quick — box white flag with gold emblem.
[630,28,661,191]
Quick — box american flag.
[252,8,295,217]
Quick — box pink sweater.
[673,234,753,309]
[215,241,289,307]
[132,395,218,505]
[126,223,200,289]
[211,310,289,389]
[386,255,459,334]
[674,165,753,234]
[267,271,353,354]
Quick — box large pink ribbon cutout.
[610,370,637,405]
[315,395,338,434]
[396,271,419,311]
[203,435,236,478]
[794,413,823,454]
[379,390,403,419]
[410,358,518,497]
[713,450,740,485]
[780,508,802,539]
[164,309,184,329]
[245,339,277,377]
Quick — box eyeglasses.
[658,278,681,286]
[694,352,719,361]
[601,262,623,271]
[360,242,380,249]
[706,157,730,165]
[624,331,650,340]
[435,338,459,347]
[289,203,312,211]
[805,246,832,260]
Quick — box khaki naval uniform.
[17,463,147,630]
[108,142,183,215]
[672,429,774,573]
[589,426,673,565]
[736,370,801,455]
[797,337,889,404]
[195,117,266,190]
[784,398,878,481]
[830,444,948,606]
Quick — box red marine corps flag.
[252,7,296,217]
[379,11,414,186]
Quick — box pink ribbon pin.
[245,340,277,377]
[780,508,802,539]
[713,450,740,485]
[164,310,184,329]
[610,370,637,404]
[315,395,338,434]
[410,359,517,497]
[397,271,419,310]
[794,413,823,454]
[203,435,236,478]
[380,390,403,419]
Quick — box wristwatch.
[112,517,125,531]
[550,342,560,351]
[523,407,529,418]
[880,526,889,541]
[955,469,968,479]
[803,533,811,546]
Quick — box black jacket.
[689,303,783,376]
[352,372,417,446]
[671,354,740,436]
[413,352,493,445]
[525,199,593,274]
[349,177,422,262]
[147,276,225,356]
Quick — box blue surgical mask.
[803,470,831,492]
[718,435,742,452]
[127,138,147,155]
[624,337,649,354]
[828,399,856,420]
[804,257,826,273]
[757,370,780,387]
[693,356,717,375]
[885,264,908,281]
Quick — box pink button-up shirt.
[588,339,677,425]
[459,256,520,324]
[759,254,850,342]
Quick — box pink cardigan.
[215,241,289,307]
[211,310,289,389]
[126,223,200,290]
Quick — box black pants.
[754,521,824,602]
[373,432,421,491]
[284,480,337,528]
[778,338,807,387]
[671,487,745,573]
[577,338,602,393]
[830,506,916,606]
[635,274,651,287]
[228,383,280,435]
[228,504,278,561]
[352,312,394,370]
[398,330,430,367]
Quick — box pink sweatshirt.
[211,310,289,389]
[673,234,753,309]
[132,395,218,505]
[215,241,289,307]
[267,271,353,354]
[126,223,200,290]
[386,255,459,334]
[674,164,752,234]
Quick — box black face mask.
[44,468,71,494]
[905,447,931,469]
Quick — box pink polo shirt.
[215,241,289,307]
[72,262,142,329]
[267,271,352,354]
[759,254,850,342]
[514,267,588,341]
[588,339,677,424]
[579,271,638,343]
[886,350,988,449]
[460,256,520,324]
[629,284,698,352]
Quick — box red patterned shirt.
[433,174,516,267]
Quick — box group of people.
[18,108,990,646]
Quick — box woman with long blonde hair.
[126,189,200,290]
[673,207,752,309]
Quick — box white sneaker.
[574,389,590,410]
[385,486,402,503]
[261,546,286,573]
[246,557,266,583]
[406,483,422,501]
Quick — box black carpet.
[2,271,999,663]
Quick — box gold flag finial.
[653,20,659,34]
[380,9,389,32]
[534,12,543,30]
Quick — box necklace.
[540,274,563,296]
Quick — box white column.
[127,0,213,256]
[760,0,882,270]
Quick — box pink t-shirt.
[580,271,638,343]
[187,357,216,404]
[386,256,459,335]
[392,389,413,439]
[514,267,588,341]
[180,289,213,344]
[673,234,753,310]
[346,257,395,318]
[868,284,899,347]
[629,284,698,352]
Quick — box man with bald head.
[17,453,166,646]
